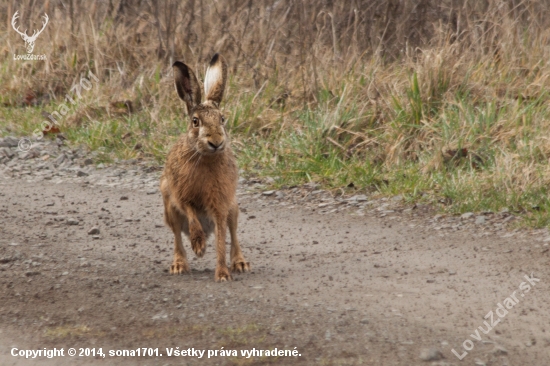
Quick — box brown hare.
[160,54,250,282]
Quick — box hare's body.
[160,54,249,282]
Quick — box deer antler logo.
[11,11,49,54]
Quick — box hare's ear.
[173,61,201,114]
[204,54,227,106]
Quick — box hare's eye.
[221,116,225,124]
[192,117,199,128]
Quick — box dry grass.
[2,0,550,225]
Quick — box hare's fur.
[160,54,249,282]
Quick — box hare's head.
[173,54,228,155]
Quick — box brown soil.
[0,179,549,365]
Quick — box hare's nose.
[208,141,222,150]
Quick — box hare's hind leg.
[228,202,250,273]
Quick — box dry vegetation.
[2,0,550,225]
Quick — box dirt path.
[0,140,549,365]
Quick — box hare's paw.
[231,257,250,273]
[189,227,206,258]
[170,258,190,274]
[215,266,232,282]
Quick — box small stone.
[88,227,100,235]
[54,154,66,165]
[61,271,69,276]
[275,191,285,199]
[475,216,486,225]
[503,215,515,223]
[461,212,474,220]
[77,170,89,177]
[448,270,456,275]
[83,158,93,166]
[348,194,368,202]
[360,318,369,324]
[491,345,507,355]
[0,136,19,147]
[67,218,79,225]
[146,190,157,195]
[262,190,275,196]
[419,348,443,361]
[120,196,128,200]
[1,147,14,159]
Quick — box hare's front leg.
[214,213,231,282]
[228,202,250,273]
[182,205,206,258]
[164,202,190,274]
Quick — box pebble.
[120,196,129,200]
[475,216,486,225]
[88,227,100,235]
[419,348,443,361]
[67,218,79,225]
[54,154,66,165]
[491,344,507,355]
[83,158,93,165]
[461,212,474,219]
[262,190,275,196]
[0,136,19,148]
[348,194,368,202]
[77,170,89,177]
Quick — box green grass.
[2,61,550,228]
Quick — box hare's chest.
[185,169,226,205]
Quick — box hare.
[160,54,250,282]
